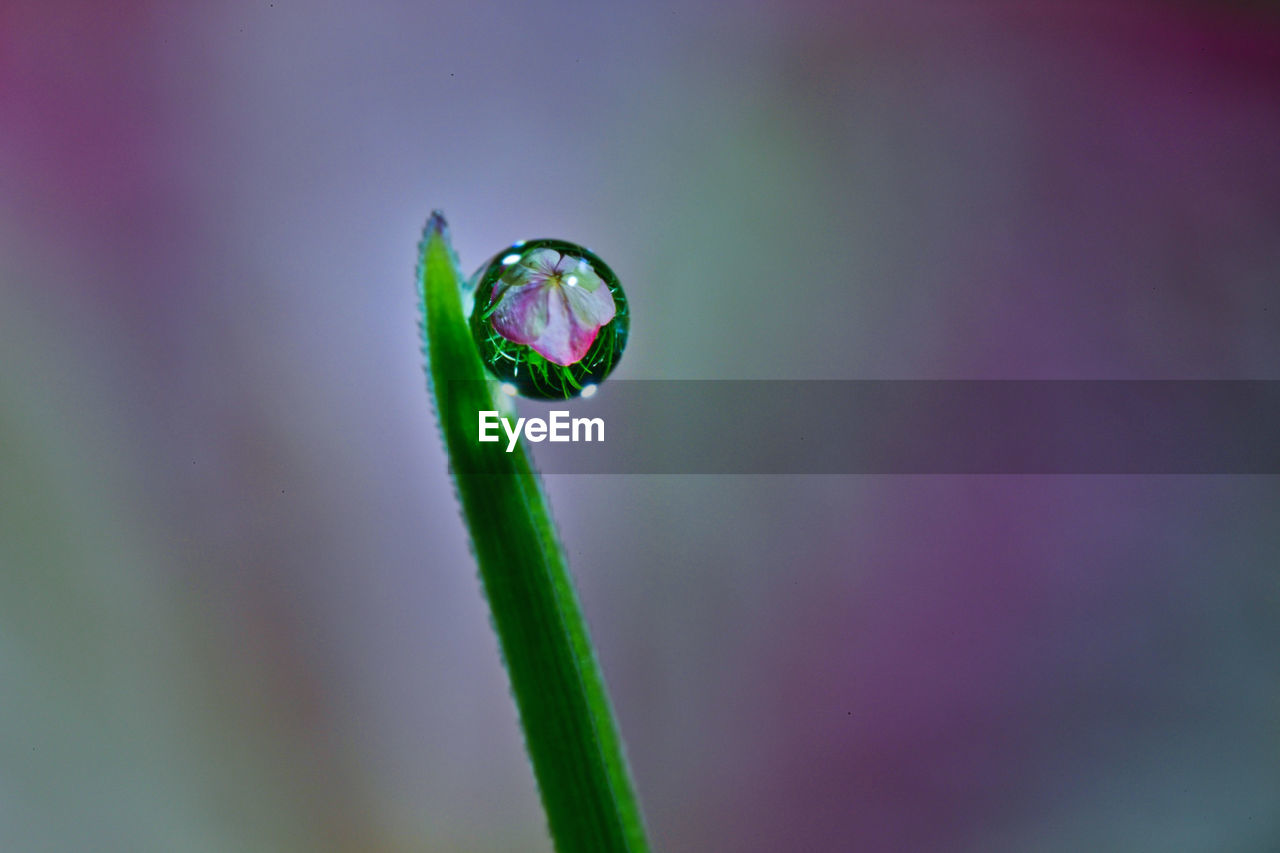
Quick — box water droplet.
[470,239,629,400]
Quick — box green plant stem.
[417,212,649,853]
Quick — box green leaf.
[417,211,650,853]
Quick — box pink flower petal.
[522,248,562,278]
[559,261,606,293]
[552,253,582,275]
[562,273,616,328]
[490,280,550,345]
[523,286,604,366]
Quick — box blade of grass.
[416,211,649,853]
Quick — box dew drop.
[469,239,629,400]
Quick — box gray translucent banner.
[449,381,1280,474]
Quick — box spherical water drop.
[469,239,629,400]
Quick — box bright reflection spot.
[580,384,598,399]
[500,253,522,265]
[565,274,578,287]
[500,383,518,396]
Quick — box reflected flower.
[488,248,616,366]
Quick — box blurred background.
[3,1,1279,850]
